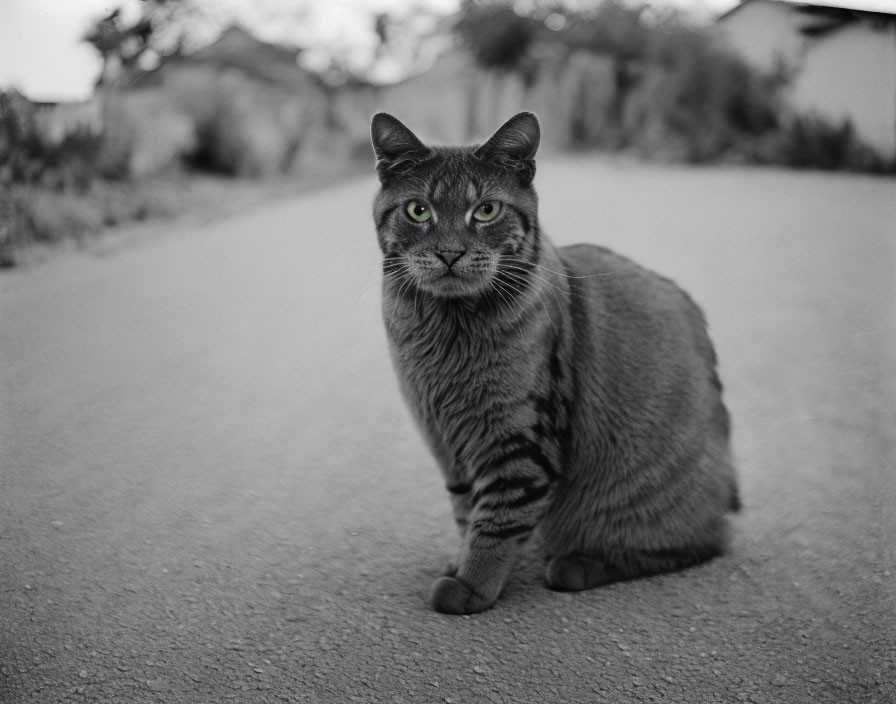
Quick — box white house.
[717,0,896,161]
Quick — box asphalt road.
[1,160,894,703]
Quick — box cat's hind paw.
[429,576,496,615]
[545,554,618,591]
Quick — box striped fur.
[371,112,739,614]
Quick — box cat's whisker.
[504,255,617,281]
[488,279,527,345]
[349,261,387,293]
[498,271,560,339]
[412,278,421,319]
[359,262,409,320]
[501,257,585,284]
[499,262,592,303]
[389,276,416,321]
[500,264,566,298]
[357,266,406,311]
[357,278,394,325]
[499,264,570,316]
[492,272,549,328]
[354,275,381,307]
[502,256,618,291]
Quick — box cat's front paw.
[429,576,496,615]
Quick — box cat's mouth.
[415,268,492,298]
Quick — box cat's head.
[371,112,540,299]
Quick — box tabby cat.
[370,111,739,615]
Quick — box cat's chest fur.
[384,292,554,474]
[386,297,534,407]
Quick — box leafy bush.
[1,91,104,190]
[10,187,105,244]
[558,1,648,59]
[455,4,538,71]
[730,115,890,172]
[621,25,780,162]
[0,90,41,184]
[40,128,105,189]
[1,179,187,264]
[778,116,886,172]
[450,1,890,170]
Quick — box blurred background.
[0,0,894,266]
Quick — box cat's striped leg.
[440,483,473,577]
[431,443,555,614]
[448,482,473,537]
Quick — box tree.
[83,0,201,88]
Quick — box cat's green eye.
[406,201,431,223]
[473,200,502,222]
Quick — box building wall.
[718,0,896,159]
[793,21,896,157]
[717,0,806,74]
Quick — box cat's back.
[558,242,716,369]
[555,242,726,455]
[546,242,736,553]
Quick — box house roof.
[125,24,317,92]
[187,25,305,84]
[718,0,896,21]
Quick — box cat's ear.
[371,112,431,183]
[474,112,540,185]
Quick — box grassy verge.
[0,162,366,269]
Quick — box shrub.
[1,178,189,263]
[1,91,104,190]
[778,116,886,171]
[620,24,780,162]
[95,181,180,226]
[0,90,42,184]
[559,1,648,59]
[11,187,104,244]
[0,187,16,267]
[452,3,786,163]
[455,4,538,71]
[39,128,104,190]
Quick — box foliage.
[0,90,104,190]
[83,0,202,87]
[455,1,650,66]
[452,0,889,169]
[455,3,540,71]
[83,7,153,83]
[1,176,225,264]
[778,116,884,171]
[554,1,649,59]
[0,90,42,184]
[619,23,781,162]
[731,115,891,172]
[9,187,105,244]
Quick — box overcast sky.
[1,0,892,102]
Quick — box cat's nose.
[435,250,466,268]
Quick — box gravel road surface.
[1,160,894,703]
